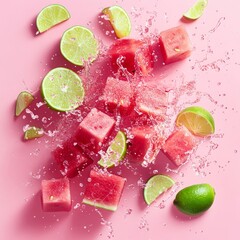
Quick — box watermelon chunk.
[128,126,163,165]
[159,25,192,64]
[162,126,197,166]
[108,38,153,76]
[101,77,134,114]
[135,83,168,120]
[82,170,125,211]
[41,178,71,212]
[76,108,115,153]
[53,137,93,178]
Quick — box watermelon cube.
[128,126,163,165]
[159,25,192,64]
[162,126,197,166]
[76,108,115,152]
[82,170,125,211]
[41,178,71,212]
[101,77,134,114]
[135,84,168,120]
[53,137,93,178]
[108,38,153,76]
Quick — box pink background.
[1,0,240,240]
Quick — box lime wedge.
[103,6,131,38]
[41,67,85,112]
[98,131,127,168]
[15,91,34,116]
[144,175,175,205]
[36,4,70,33]
[60,26,99,66]
[24,127,44,140]
[183,0,208,20]
[176,106,215,137]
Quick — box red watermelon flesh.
[76,108,115,153]
[128,126,164,165]
[41,178,71,212]
[159,25,192,64]
[135,83,168,121]
[162,126,197,166]
[108,38,153,76]
[53,137,93,178]
[82,170,125,211]
[101,77,134,114]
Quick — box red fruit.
[101,77,134,114]
[108,38,153,76]
[41,178,71,212]
[82,170,125,211]
[163,126,197,166]
[159,25,192,64]
[53,137,93,177]
[76,108,115,153]
[128,126,163,165]
[135,83,168,121]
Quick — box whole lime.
[173,183,215,215]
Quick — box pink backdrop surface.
[1,1,240,240]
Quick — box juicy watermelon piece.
[82,170,125,211]
[53,137,93,178]
[76,108,115,153]
[108,38,153,76]
[162,126,197,166]
[135,83,168,120]
[159,25,192,64]
[128,126,163,165]
[101,77,134,114]
[41,178,71,212]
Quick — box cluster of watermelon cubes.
[41,25,197,212]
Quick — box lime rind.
[176,106,215,136]
[103,6,131,38]
[144,174,175,205]
[41,67,85,112]
[36,4,70,33]
[183,0,208,20]
[15,91,34,116]
[24,127,44,140]
[60,26,99,66]
[98,131,127,168]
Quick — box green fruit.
[173,183,215,215]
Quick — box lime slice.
[98,131,127,168]
[36,4,70,33]
[15,91,34,116]
[183,0,208,20]
[103,6,131,38]
[176,106,215,137]
[60,26,99,66]
[24,127,44,140]
[41,67,85,112]
[144,174,175,205]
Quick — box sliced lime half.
[60,26,99,66]
[36,4,70,33]
[98,131,127,168]
[176,106,215,137]
[41,67,85,112]
[144,174,175,205]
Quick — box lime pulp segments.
[41,67,85,112]
[36,4,70,33]
[144,175,175,205]
[103,6,131,38]
[98,131,127,168]
[60,26,98,66]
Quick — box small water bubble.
[152,169,158,174]
[74,203,81,209]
